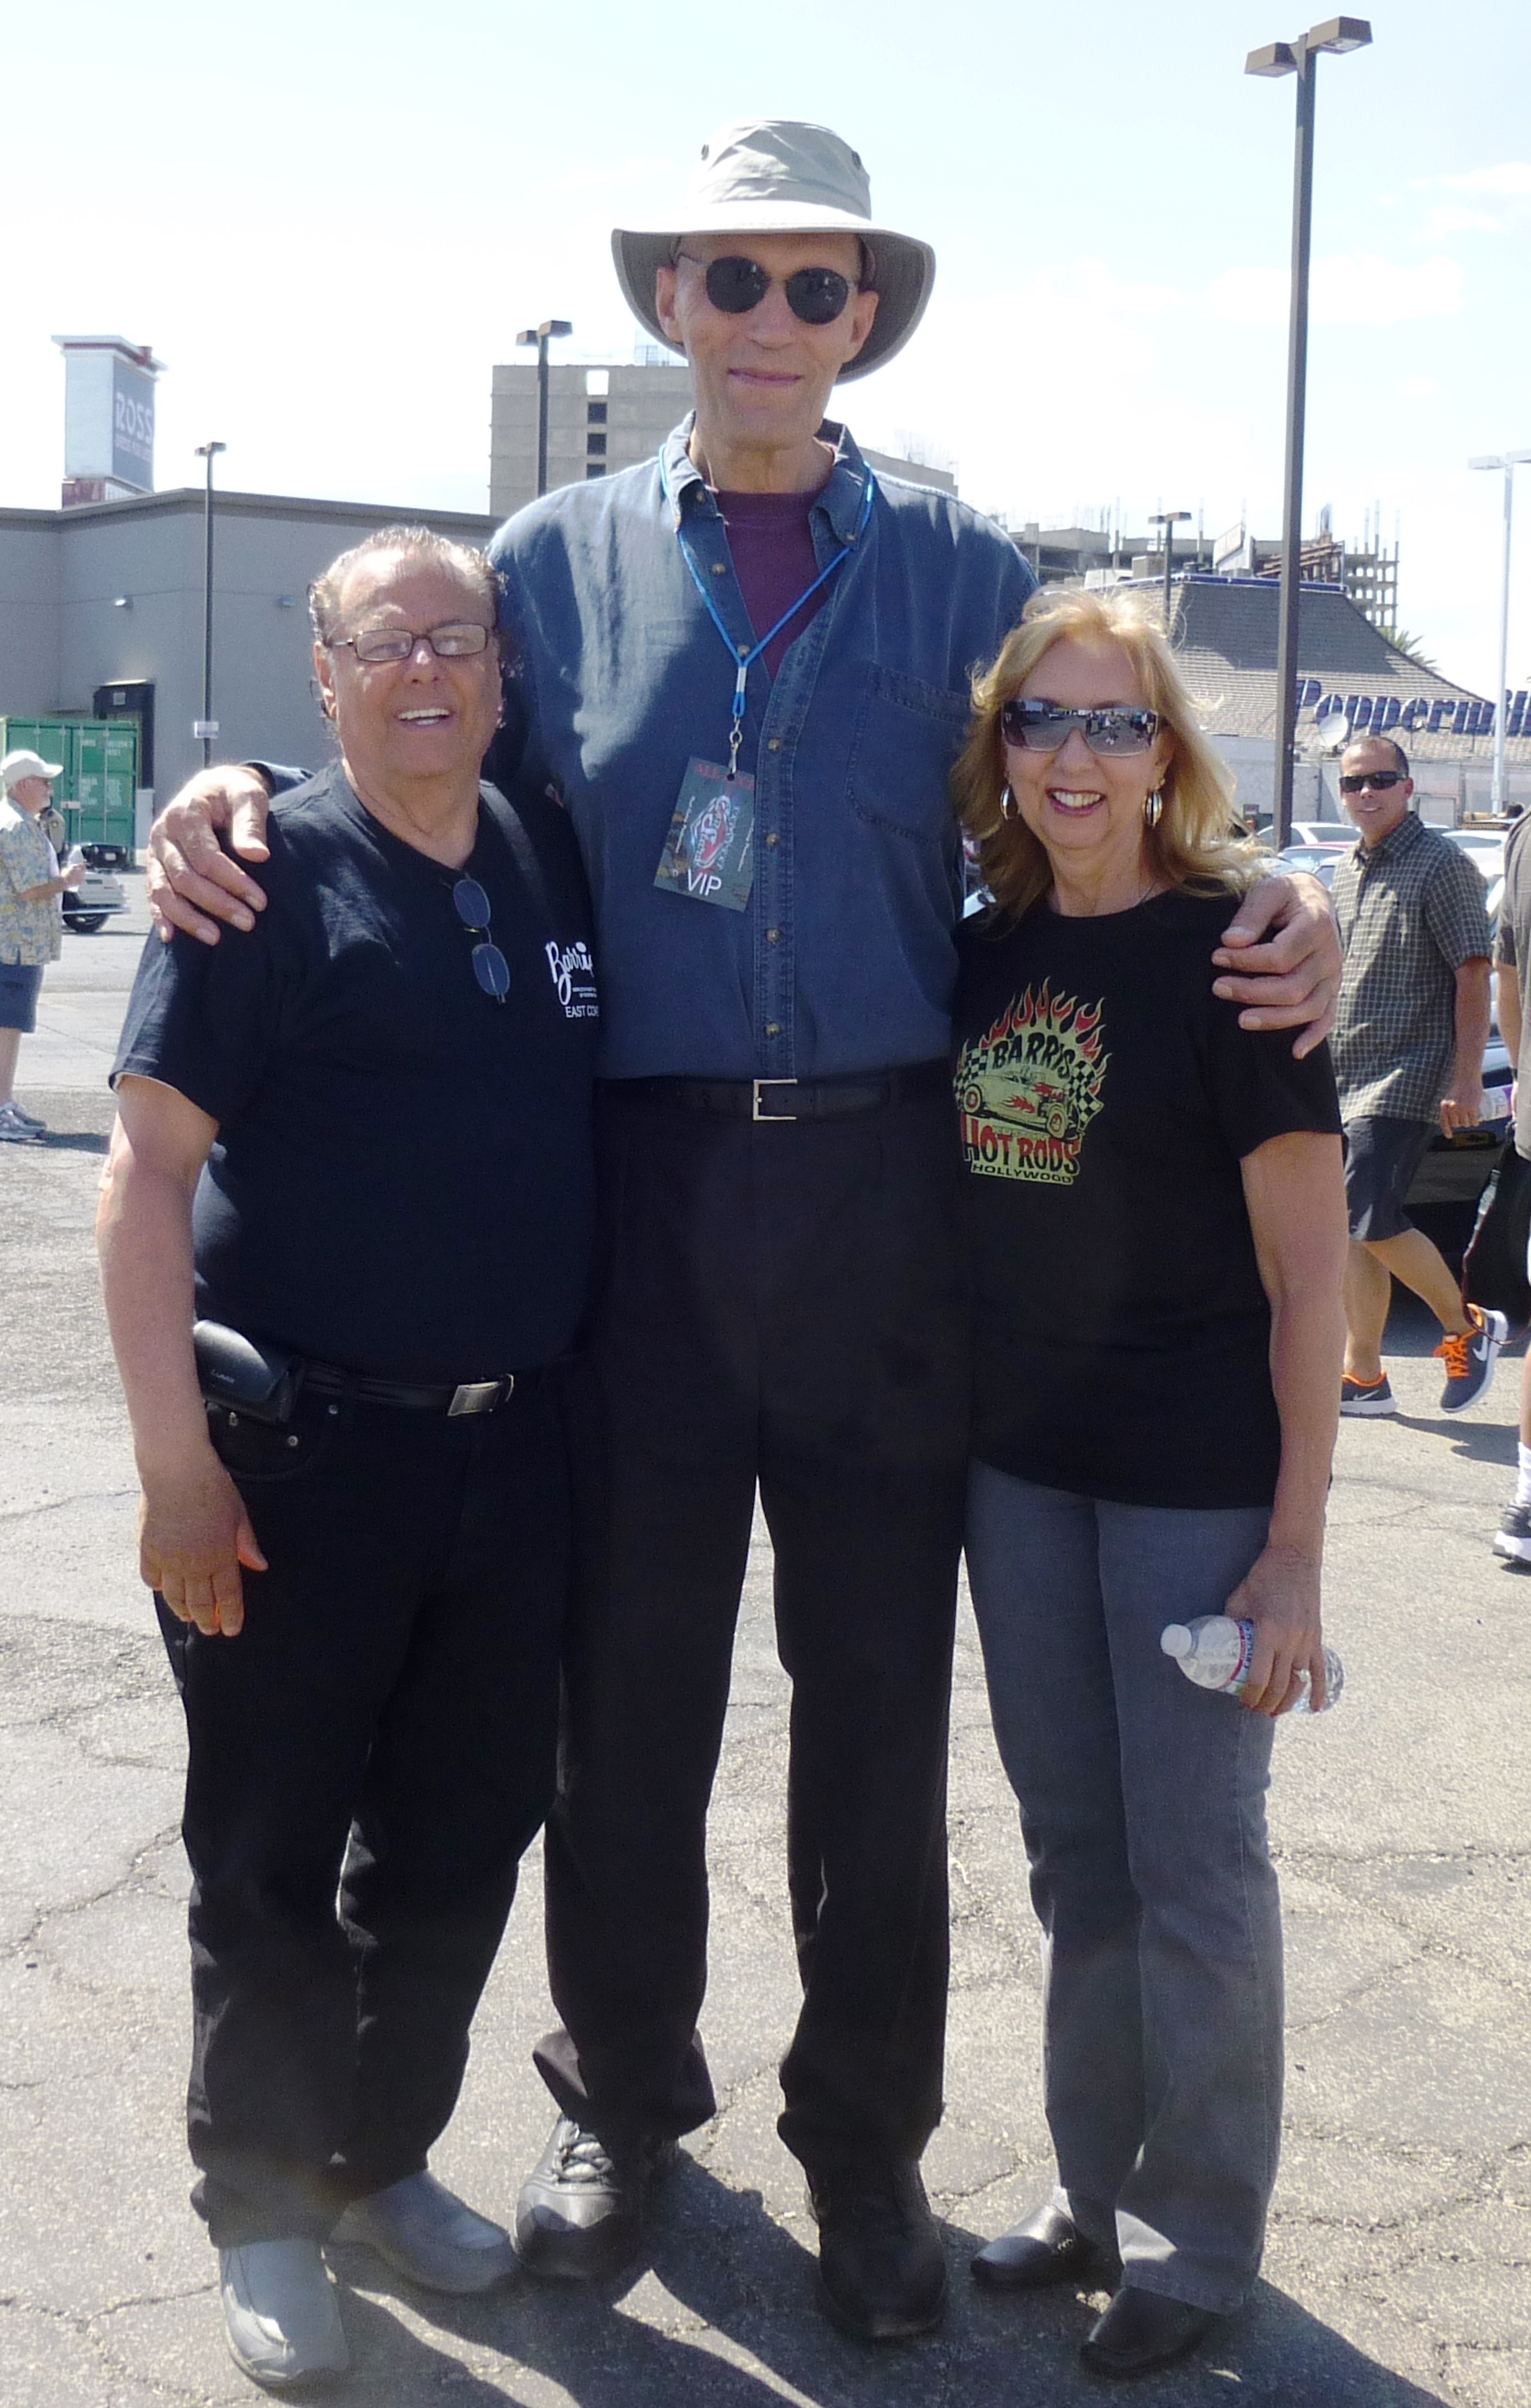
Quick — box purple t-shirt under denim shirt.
[715,488,825,679]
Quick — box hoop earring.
[999,784,1017,820]
[1144,788,1163,828]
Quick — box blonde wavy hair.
[953,586,1261,922]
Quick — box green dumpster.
[0,715,138,860]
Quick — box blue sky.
[5,0,1528,692]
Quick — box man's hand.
[1440,1070,1486,1138]
[138,1450,267,1636]
[146,767,273,945]
[61,861,86,891]
[1212,870,1341,1059]
[1225,1543,1327,1716]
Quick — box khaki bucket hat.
[612,119,936,382]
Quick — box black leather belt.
[612,1059,952,1123]
[302,1363,524,1417]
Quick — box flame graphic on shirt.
[955,981,1110,1184]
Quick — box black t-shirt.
[954,888,1341,1508]
[113,765,599,1380]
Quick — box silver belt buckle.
[752,1079,798,1122]
[448,1377,510,1416]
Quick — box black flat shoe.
[1080,2284,1222,2378]
[807,2160,948,2340]
[971,2201,1101,2290]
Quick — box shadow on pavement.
[1395,1414,1517,1467]
[326,2154,1453,2406]
[39,1127,111,1155]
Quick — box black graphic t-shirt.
[114,766,599,1381]
[954,888,1341,1508]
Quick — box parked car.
[1278,843,1347,889]
[60,845,127,935]
[1407,974,1514,1211]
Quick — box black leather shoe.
[972,2200,1103,2290]
[1080,2285,1222,2378]
[807,2161,948,2341]
[513,2116,677,2282]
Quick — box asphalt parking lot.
[2,881,1529,2406]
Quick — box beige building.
[489,357,956,520]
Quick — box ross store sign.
[111,357,155,491]
[1299,679,1529,739]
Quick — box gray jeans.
[965,1462,1282,2313]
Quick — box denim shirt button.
[767,738,782,751]
[766,927,781,944]
[765,1021,781,1037]
[766,832,780,848]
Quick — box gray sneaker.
[6,1101,44,1130]
[218,2238,349,2390]
[0,1103,42,1142]
[331,2170,516,2295]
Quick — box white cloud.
[1206,252,1465,329]
[1419,203,1504,242]
[1413,162,1531,198]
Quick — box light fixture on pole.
[515,320,573,499]
[1246,17,1372,849]
[194,441,227,769]
[1149,511,1193,634]
[1468,451,1531,816]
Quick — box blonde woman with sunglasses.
[951,588,1348,2378]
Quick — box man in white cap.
[145,121,1339,2344]
[0,749,83,1140]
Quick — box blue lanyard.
[661,448,877,778]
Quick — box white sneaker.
[218,2238,349,2390]
[6,1101,44,1130]
[332,2168,517,2294]
[0,1102,42,1142]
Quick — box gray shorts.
[1342,1114,1432,1244]
[0,962,43,1033]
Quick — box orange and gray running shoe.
[1340,1375,1396,1417]
[1436,1305,1508,1413]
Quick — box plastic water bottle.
[1160,1615,1344,1714]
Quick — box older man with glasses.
[101,528,598,2389]
[1330,733,1502,1419]
[144,121,1339,2341]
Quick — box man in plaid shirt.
[1330,736,1500,1416]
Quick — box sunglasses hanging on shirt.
[450,878,511,1002]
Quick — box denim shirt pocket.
[848,666,972,847]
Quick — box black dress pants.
[160,1382,569,2247]
[536,1078,969,2172]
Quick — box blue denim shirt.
[484,419,1034,1080]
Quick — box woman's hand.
[1225,1543,1326,1715]
[138,1449,267,1636]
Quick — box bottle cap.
[1160,1624,1192,1658]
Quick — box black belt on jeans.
[613,1059,952,1123]
[302,1362,526,1417]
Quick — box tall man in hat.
[147,121,1339,2341]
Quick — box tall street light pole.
[515,319,573,499]
[1150,510,1192,634]
[1247,18,1372,849]
[1469,451,1531,816]
[193,441,227,771]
